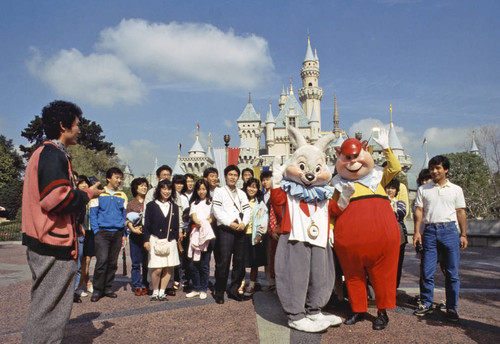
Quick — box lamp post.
[224,134,231,166]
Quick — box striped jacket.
[22,141,93,259]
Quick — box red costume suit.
[331,148,401,313]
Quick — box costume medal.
[307,221,319,239]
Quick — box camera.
[415,242,423,255]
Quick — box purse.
[153,203,173,256]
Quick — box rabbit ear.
[314,133,336,153]
[288,126,308,148]
[334,146,341,157]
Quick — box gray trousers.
[22,248,77,344]
[275,233,335,321]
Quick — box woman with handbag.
[143,179,180,301]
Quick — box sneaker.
[87,283,93,294]
[173,281,180,290]
[238,281,245,295]
[446,309,459,322]
[186,291,200,298]
[414,304,432,316]
[288,318,330,333]
[199,292,207,300]
[134,288,143,296]
[243,287,254,297]
[306,312,342,327]
[76,289,88,297]
[150,295,159,302]
[158,294,168,302]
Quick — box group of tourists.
[20,100,468,343]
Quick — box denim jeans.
[190,239,215,292]
[74,235,84,291]
[129,233,148,289]
[420,222,461,310]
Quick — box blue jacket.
[89,188,128,234]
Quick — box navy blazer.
[143,201,179,242]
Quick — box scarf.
[280,179,334,203]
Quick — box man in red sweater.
[21,100,103,343]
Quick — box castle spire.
[333,93,341,135]
[289,76,294,95]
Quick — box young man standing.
[413,155,468,321]
[144,165,172,205]
[241,167,254,184]
[21,100,103,343]
[90,167,128,302]
[212,165,251,304]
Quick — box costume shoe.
[307,312,342,327]
[288,318,330,333]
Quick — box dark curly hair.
[42,100,83,140]
[131,177,149,198]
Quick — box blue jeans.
[129,233,148,289]
[190,239,215,292]
[421,222,461,310]
[74,235,84,291]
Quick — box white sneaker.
[199,292,207,300]
[76,289,88,297]
[87,284,93,293]
[288,318,330,332]
[307,312,342,327]
[186,291,200,298]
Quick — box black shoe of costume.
[446,309,459,322]
[227,292,243,302]
[373,312,389,330]
[166,288,176,296]
[344,312,364,325]
[73,293,82,303]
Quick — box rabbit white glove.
[373,128,390,150]
[272,156,285,188]
[338,182,355,211]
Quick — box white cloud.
[96,19,275,90]
[422,127,470,152]
[116,139,159,175]
[348,118,384,139]
[223,119,233,128]
[28,47,146,107]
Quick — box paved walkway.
[0,242,499,343]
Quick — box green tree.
[0,135,24,188]
[68,145,123,180]
[0,179,23,220]
[21,115,115,159]
[444,152,499,219]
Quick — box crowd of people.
[20,100,468,343]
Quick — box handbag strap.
[166,202,173,240]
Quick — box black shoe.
[227,292,243,301]
[413,304,432,316]
[373,312,389,330]
[104,292,117,298]
[446,309,459,322]
[344,312,364,325]
[90,292,101,302]
[214,295,224,304]
[166,288,176,296]
[73,293,82,303]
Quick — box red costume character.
[331,129,401,331]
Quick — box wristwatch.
[460,234,467,238]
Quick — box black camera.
[88,176,104,190]
[415,242,423,255]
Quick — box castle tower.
[470,132,479,155]
[333,93,341,136]
[237,93,262,152]
[265,100,275,148]
[298,36,323,129]
[278,84,287,112]
[309,100,320,143]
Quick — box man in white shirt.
[413,155,468,322]
[212,165,251,304]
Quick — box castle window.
[308,83,312,86]
[289,145,296,154]
[288,117,296,128]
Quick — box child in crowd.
[186,179,216,300]
[74,175,92,302]
[143,180,180,301]
[241,178,269,296]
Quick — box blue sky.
[0,0,499,178]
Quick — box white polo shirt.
[414,180,466,225]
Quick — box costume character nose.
[305,173,315,182]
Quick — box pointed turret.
[299,35,322,127]
[309,101,320,142]
[333,93,341,135]
[188,127,206,157]
[265,100,275,123]
[237,96,260,122]
[388,105,403,151]
[304,35,315,62]
[278,83,287,111]
[172,154,184,175]
[470,132,479,155]
[265,100,275,148]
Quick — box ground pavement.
[0,242,499,344]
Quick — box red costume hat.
[341,138,362,156]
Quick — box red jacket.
[22,141,93,259]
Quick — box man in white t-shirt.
[413,155,468,322]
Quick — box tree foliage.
[0,179,23,220]
[68,145,123,180]
[444,152,500,219]
[0,135,24,188]
[20,115,115,159]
